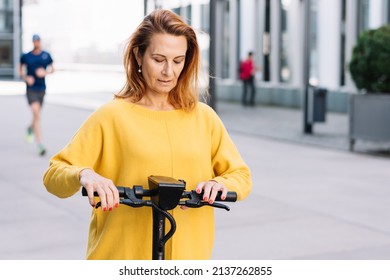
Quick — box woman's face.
[138,33,187,96]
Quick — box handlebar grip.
[214,191,237,202]
[81,187,95,197]
[193,191,237,202]
[117,186,125,197]
[81,186,148,198]
[222,191,237,202]
[82,186,126,197]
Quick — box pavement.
[0,69,389,260]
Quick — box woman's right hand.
[79,168,119,211]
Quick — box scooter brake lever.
[209,202,230,211]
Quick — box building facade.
[9,0,389,110]
[149,0,390,113]
[0,0,20,79]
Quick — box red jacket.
[239,59,254,80]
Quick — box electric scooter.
[82,175,237,260]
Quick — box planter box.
[349,94,390,151]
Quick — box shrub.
[349,24,390,93]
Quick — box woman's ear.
[133,47,142,66]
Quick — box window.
[279,0,290,82]
[358,0,370,34]
[200,3,210,34]
[172,7,181,16]
[200,2,210,74]
[221,0,230,79]
[0,0,13,33]
[309,0,318,85]
[171,5,192,25]
[388,2,390,23]
[183,4,192,24]
[0,39,13,68]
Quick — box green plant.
[349,24,390,93]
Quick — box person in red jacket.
[239,51,258,106]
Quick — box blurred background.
[2,0,390,109]
[0,0,390,260]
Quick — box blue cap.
[32,34,40,41]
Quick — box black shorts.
[26,90,46,106]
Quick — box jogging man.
[20,34,54,156]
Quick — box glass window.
[0,0,13,33]
[200,3,210,34]
[0,39,13,68]
[171,4,191,24]
[358,0,370,34]
[183,4,192,24]
[388,2,390,23]
[200,3,210,72]
[309,0,318,85]
[172,7,181,16]
[279,0,291,83]
[221,0,230,79]
[0,0,13,10]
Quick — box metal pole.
[208,0,217,111]
[303,0,312,134]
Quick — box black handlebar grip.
[82,186,140,198]
[215,191,237,202]
[198,191,237,202]
[225,191,238,202]
[117,186,125,197]
[81,187,99,197]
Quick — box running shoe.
[38,144,46,156]
[26,126,34,143]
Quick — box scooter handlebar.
[82,186,237,201]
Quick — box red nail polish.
[115,203,119,208]
[103,207,107,211]
[109,207,113,211]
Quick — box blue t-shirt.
[20,51,53,91]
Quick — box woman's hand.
[79,168,119,211]
[196,180,228,204]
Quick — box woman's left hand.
[196,180,228,204]
[179,180,228,210]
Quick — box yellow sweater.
[43,99,252,259]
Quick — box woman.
[43,9,252,260]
